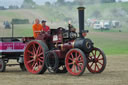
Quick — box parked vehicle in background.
[93,20,111,30]
[112,20,120,28]
[3,21,11,29]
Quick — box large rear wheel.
[87,48,106,73]
[24,40,48,74]
[65,48,87,76]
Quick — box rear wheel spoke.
[77,55,81,60]
[38,58,44,62]
[75,52,77,58]
[68,57,73,61]
[71,53,74,59]
[32,61,36,67]
[40,57,44,60]
[71,64,75,70]
[27,59,34,64]
[29,56,33,58]
[27,50,34,55]
[68,62,73,65]
[33,44,36,52]
[36,46,40,55]
[32,63,37,71]
[38,52,44,57]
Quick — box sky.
[0,0,74,8]
[33,0,74,5]
[0,0,128,8]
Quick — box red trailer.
[0,21,34,72]
[0,37,26,71]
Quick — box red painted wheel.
[65,48,87,76]
[87,48,106,73]
[24,40,48,74]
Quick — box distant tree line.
[47,0,116,6]
[21,0,36,8]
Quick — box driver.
[41,20,50,32]
[32,18,42,38]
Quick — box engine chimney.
[78,7,85,38]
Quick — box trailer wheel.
[0,59,6,72]
[24,40,48,74]
[87,48,106,73]
[19,63,26,71]
[65,48,87,76]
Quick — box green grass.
[87,32,128,55]
[13,24,33,37]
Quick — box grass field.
[0,55,128,85]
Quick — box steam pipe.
[78,7,85,38]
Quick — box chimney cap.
[78,7,85,10]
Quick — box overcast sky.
[0,0,74,8]
[33,0,74,5]
[0,0,128,8]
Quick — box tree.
[56,0,65,5]
[73,0,101,5]
[73,0,85,5]
[21,0,36,8]
[101,0,115,3]
[45,1,51,6]
[91,10,102,19]
[23,0,35,5]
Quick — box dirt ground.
[0,55,128,85]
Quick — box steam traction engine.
[24,7,106,76]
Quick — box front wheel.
[87,48,106,73]
[65,48,87,76]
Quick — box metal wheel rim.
[65,49,85,76]
[87,48,105,73]
[24,41,45,74]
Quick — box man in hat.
[32,18,42,38]
[41,20,50,32]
